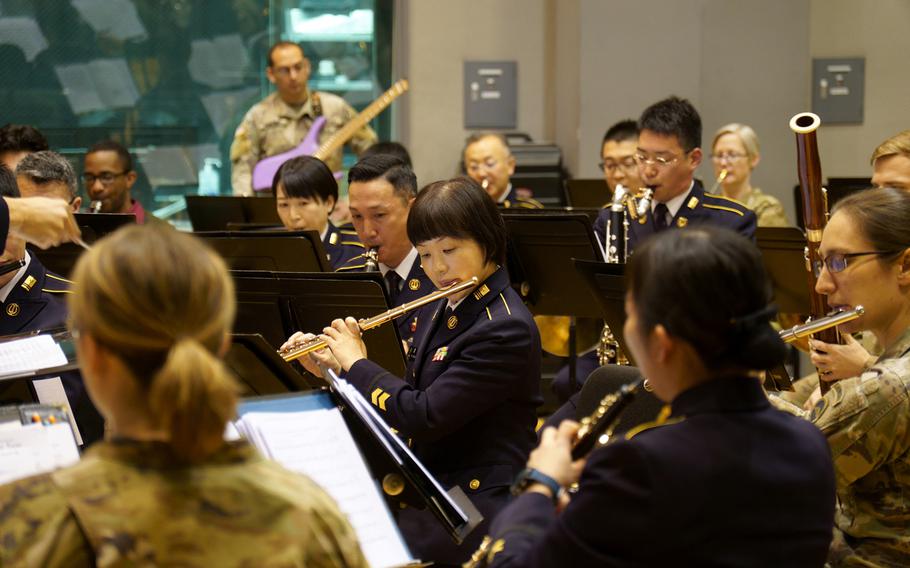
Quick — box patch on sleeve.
[808,396,828,423]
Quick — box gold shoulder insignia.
[21,275,37,292]
[625,415,684,440]
[473,284,490,300]
[703,203,745,217]
[704,193,749,207]
[499,293,512,315]
[686,196,699,209]
[329,232,339,245]
[46,274,74,284]
[336,264,367,272]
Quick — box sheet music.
[0,17,49,62]
[71,0,148,42]
[236,407,413,568]
[32,377,83,446]
[0,423,80,485]
[0,335,68,378]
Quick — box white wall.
[401,0,905,218]
[401,0,547,188]
[810,0,910,177]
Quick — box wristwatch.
[511,467,563,504]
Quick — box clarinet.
[605,185,630,263]
[363,247,379,272]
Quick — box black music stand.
[29,212,136,277]
[572,259,631,364]
[197,230,331,272]
[564,178,610,208]
[226,333,322,395]
[231,271,408,378]
[755,227,811,315]
[186,195,281,231]
[502,212,604,384]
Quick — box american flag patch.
[432,347,448,362]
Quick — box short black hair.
[360,141,412,168]
[0,164,19,198]
[86,139,133,172]
[626,226,785,372]
[272,155,337,206]
[407,177,507,265]
[348,154,418,202]
[267,41,303,67]
[638,96,702,152]
[602,119,639,146]
[0,123,48,154]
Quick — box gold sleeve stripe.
[485,307,492,320]
[341,241,365,247]
[499,293,512,315]
[42,288,74,294]
[336,264,367,272]
[702,203,745,217]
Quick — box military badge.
[432,346,448,362]
[408,278,420,291]
[447,315,458,329]
[473,284,490,300]
[687,196,699,209]
[677,217,688,228]
[6,303,19,317]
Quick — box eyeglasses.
[598,158,638,174]
[83,172,127,186]
[813,250,901,277]
[634,152,680,168]
[710,153,748,162]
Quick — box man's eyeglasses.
[710,152,748,162]
[634,152,680,168]
[598,158,638,174]
[813,250,901,277]
[83,172,127,186]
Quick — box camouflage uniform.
[0,439,368,567]
[230,91,377,196]
[775,326,910,566]
[741,187,788,227]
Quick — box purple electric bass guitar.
[252,79,409,192]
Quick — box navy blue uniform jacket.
[0,255,105,445]
[337,251,434,347]
[322,223,364,270]
[486,377,835,567]
[344,267,542,564]
[593,179,757,251]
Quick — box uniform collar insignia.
[21,275,37,292]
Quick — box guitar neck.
[314,80,409,161]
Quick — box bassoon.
[790,112,839,394]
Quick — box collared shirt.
[0,251,29,303]
[496,183,513,204]
[653,180,694,224]
[379,247,418,292]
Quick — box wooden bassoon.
[790,112,838,394]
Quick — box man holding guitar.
[230,41,377,196]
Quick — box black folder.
[755,226,811,315]
[29,212,136,277]
[230,271,408,378]
[564,178,610,208]
[197,230,331,273]
[571,259,631,364]
[186,195,281,231]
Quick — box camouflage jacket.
[0,439,368,567]
[230,91,377,196]
[742,187,788,227]
[806,326,910,566]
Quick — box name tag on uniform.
[432,346,448,362]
